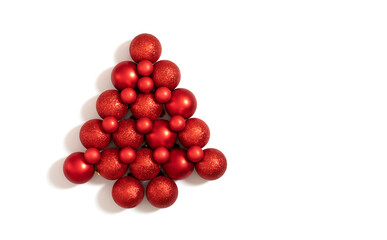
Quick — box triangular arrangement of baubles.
[63,33,227,209]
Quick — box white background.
[0,0,386,239]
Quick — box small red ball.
[163,148,194,180]
[130,93,162,120]
[169,115,186,132]
[130,33,162,63]
[178,118,210,148]
[146,176,178,208]
[112,119,144,149]
[112,176,144,208]
[96,148,127,180]
[102,116,119,133]
[145,119,177,149]
[96,90,128,120]
[111,61,139,90]
[84,148,101,164]
[195,148,227,180]
[155,87,171,103]
[137,60,154,76]
[119,147,136,164]
[129,148,160,181]
[120,88,137,104]
[79,119,111,150]
[136,117,153,134]
[152,60,180,90]
[137,77,154,93]
[153,147,170,164]
[166,88,197,118]
[187,146,203,163]
[63,152,95,184]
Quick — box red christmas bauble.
[137,60,154,76]
[136,117,153,134]
[63,152,95,184]
[163,148,194,180]
[153,147,170,164]
[155,86,171,103]
[112,176,144,208]
[130,93,162,120]
[196,148,227,180]
[137,77,154,93]
[145,119,177,149]
[166,88,197,118]
[146,176,178,208]
[96,90,128,120]
[120,88,137,104]
[129,148,160,180]
[187,146,204,163]
[79,119,111,150]
[84,148,101,164]
[96,148,127,180]
[152,60,180,90]
[111,61,139,90]
[119,147,136,164]
[178,118,210,148]
[102,116,119,133]
[129,33,162,63]
[112,119,143,149]
[169,115,186,132]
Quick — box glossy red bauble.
[84,148,101,164]
[137,77,154,93]
[137,60,154,76]
[152,60,180,90]
[196,148,227,180]
[129,148,160,181]
[130,93,162,120]
[119,147,136,164]
[96,148,127,180]
[112,119,143,149]
[63,152,95,184]
[187,146,204,163]
[129,33,162,63]
[120,88,137,104]
[136,117,153,134]
[155,86,171,103]
[163,148,194,180]
[146,176,178,208]
[96,90,128,120]
[166,88,197,118]
[145,119,177,149]
[79,119,111,150]
[112,176,144,208]
[178,118,210,148]
[102,116,119,133]
[153,147,170,164]
[169,115,186,132]
[111,61,139,90]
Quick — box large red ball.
[96,148,127,180]
[130,93,162,120]
[166,88,197,118]
[178,118,210,148]
[96,90,128,120]
[145,119,177,149]
[111,61,139,90]
[129,33,162,63]
[129,148,160,180]
[112,119,144,149]
[195,148,227,180]
[163,148,194,180]
[63,152,95,184]
[146,176,178,208]
[79,119,111,150]
[112,176,144,208]
[152,60,180,90]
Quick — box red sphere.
[155,87,171,103]
[112,119,143,149]
[96,148,127,180]
[96,90,128,120]
[196,148,227,180]
[79,119,111,150]
[146,176,178,208]
[102,116,119,133]
[120,88,137,104]
[152,60,180,90]
[137,77,154,93]
[119,147,136,164]
[84,148,101,164]
[112,176,144,208]
[166,88,197,118]
[129,148,160,180]
[63,152,95,184]
[136,117,153,134]
[130,93,162,120]
[169,115,186,132]
[163,148,194,180]
[137,60,154,76]
[187,146,204,163]
[145,119,177,149]
[129,33,162,63]
[153,147,170,164]
[111,61,139,90]
[178,118,210,148]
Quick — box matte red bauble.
[137,59,154,76]
[166,88,197,118]
[145,119,177,149]
[195,148,227,180]
[146,176,178,208]
[84,148,101,164]
[120,88,137,104]
[79,119,111,150]
[96,148,127,180]
[112,119,143,149]
[129,33,162,63]
[111,61,139,90]
[129,148,160,180]
[152,60,180,90]
[63,152,95,184]
[96,90,128,120]
[112,176,144,208]
[130,93,162,120]
[163,148,194,180]
[178,118,210,148]
[119,147,136,164]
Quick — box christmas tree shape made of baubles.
[63,34,227,209]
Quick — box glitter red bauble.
[187,146,203,163]
[63,152,95,184]
[196,148,227,180]
[166,88,197,118]
[112,176,144,208]
[145,119,177,149]
[120,88,137,104]
[155,86,171,103]
[119,147,136,164]
[96,148,127,180]
[146,176,178,208]
[84,148,101,164]
[129,148,160,180]
[153,147,170,164]
[112,119,143,149]
[96,90,128,120]
[129,33,162,63]
[178,118,210,148]
[102,116,119,133]
[169,115,186,132]
[137,60,154,76]
[79,119,111,150]
[152,60,180,90]
[137,77,154,93]
[163,148,194,180]
[136,117,153,134]
[111,61,139,90]
[130,93,162,120]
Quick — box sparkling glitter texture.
[129,148,160,181]
[196,148,227,180]
[130,93,163,120]
[112,177,144,208]
[96,148,127,180]
[79,119,111,150]
[96,90,128,120]
[152,60,181,90]
[146,176,178,208]
[112,119,144,149]
[129,33,162,63]
[178,118,210,148]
